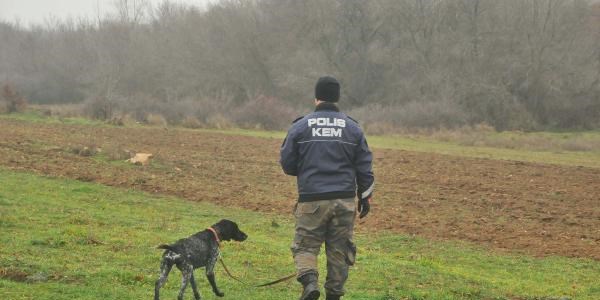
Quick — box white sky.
[0,0,215,26]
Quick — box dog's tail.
[157,244,175,251]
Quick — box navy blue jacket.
[280,102,374,202]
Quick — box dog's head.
[213,219,247,242]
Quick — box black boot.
[298,273,320,300]
[326,294,341,300]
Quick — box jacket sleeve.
[355,133,374,200]
[280,125,299,176]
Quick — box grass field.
[2,112,599,168]
[1,170,599,300]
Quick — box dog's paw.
[215,291,225,297]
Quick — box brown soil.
[1,119,599,259]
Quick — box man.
[280,76,375,300]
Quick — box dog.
[154,219,248,300]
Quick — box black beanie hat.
[315,76,340,102]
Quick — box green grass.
[0,111,105,126]
[366,134,600,168]
[1,170,599,299]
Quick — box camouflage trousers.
[291,198,357,296]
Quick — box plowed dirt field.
[1,118,598,259]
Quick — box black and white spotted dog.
[154,219,248,300]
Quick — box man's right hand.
[358,197,371,219]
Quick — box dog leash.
[209,226,297,287]
[218,257,250,285]
[218,256,297,287]
[255,272,297,287]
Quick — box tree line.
[1,0,599,131]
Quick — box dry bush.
[0,83,27,113]
[206,114,234,129]
[0,101,8,114]
[348,101,469,134]
[181,115,204,129]
[83,96,117,120]
[232,95,296,130]
[115,94,163,122]
[363,122,398,136]
[114,95,228,126]
[171,97,230,125]
[106,113,137,126]
[29,104,85,118]
[429,124,496,146]
[107,116,125,126]
[69,144,99,157]
[144,113,168,127]
[47,104,84,118]
[104,146,132,161]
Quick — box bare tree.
[0,0,598,130]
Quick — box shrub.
[206,114,234,129]
[348,100,469,134]
[69,144,99,157]
[232,95,296,130]
[84,96,117,120]
[107,116,125,126]
[181,115,204,129]
[144,113,168,127]
[0,101,8,114]
[44,104,84,118]
[104,146,133,161]
[0,83,27,113]
[107,113,137,126]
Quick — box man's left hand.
[358,197,371,219]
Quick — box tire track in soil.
[1,119,599,259]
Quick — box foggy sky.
[0,0,214,25]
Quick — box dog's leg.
[154,259,173,300]
[205,256,224,297]
[190,272,202,300]
[178,264,193,300]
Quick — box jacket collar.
[314,102,340,112]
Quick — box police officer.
[280,76,375,300]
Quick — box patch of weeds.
[450,287,485,298]
[75,232,105,246]
[103,146,133,161]
[110,242,133,252]
[68,216,91,225]
[0,267,29,282]
[25,272,49,283]
[115,270,150,286]
[68,144,99,157]
[0,267,83,284]
[30,237,67,248]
